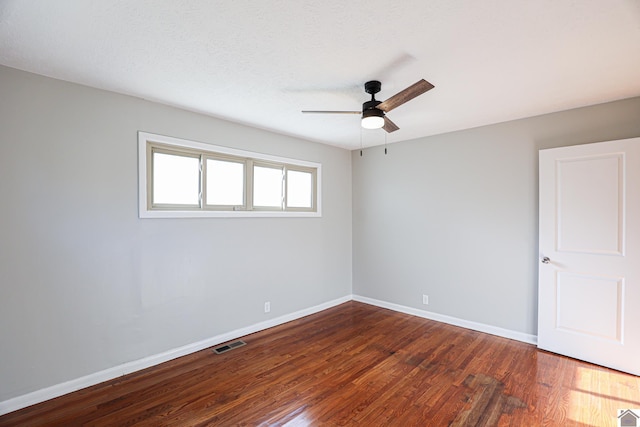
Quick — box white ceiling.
[1,1,639,150]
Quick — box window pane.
[206,159,244,206]
[253,165,283,207]
[153,152,200,205]
[287,170,313,208]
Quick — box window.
[205,157,245,208]
[152,150,201,207]
[138,132,321,218]
[286,168,314,209]
[253,163,284,208]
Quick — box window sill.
[139,210,322,219]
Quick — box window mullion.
[246,159,254,211]
[282,166,287,211]
[199,155,204,209]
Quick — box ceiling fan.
[302,79,434,133]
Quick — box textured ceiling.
[1,1,640,150]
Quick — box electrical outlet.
[422,294,429,305]
[264,301,271,313]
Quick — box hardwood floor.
[1,301,639,426]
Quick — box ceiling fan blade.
[383,116,399,133]
[302,110,361,114]
[377,79,434,113]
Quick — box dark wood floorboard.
[1,301,639,426]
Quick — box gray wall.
[0,65,352,402]
[353,97,640,336]
[2,61,640,405]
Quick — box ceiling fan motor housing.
[362,100,383,117]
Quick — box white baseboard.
[0,295,352,416]
[1,293,536,416]
[352,295,538,345]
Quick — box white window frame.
[138,132,321,218]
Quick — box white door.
[538,137,640,376]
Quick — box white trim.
[138,209,322,219]
[0,295,351,416]
[352,295,538,345]
[137,131,322,218]
[0,294,538,416]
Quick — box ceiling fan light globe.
[362,108,384,129]
[361,115,385,129]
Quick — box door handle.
[541,257,550,264]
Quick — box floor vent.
[213,340,246,354]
